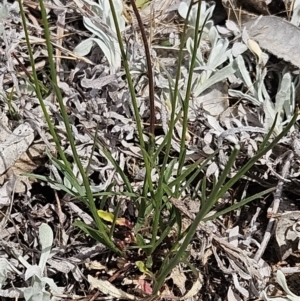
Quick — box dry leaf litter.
[0,0,300,300]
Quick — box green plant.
[17,0,299,299]
[99,0,299,296]
[18,0,124,256]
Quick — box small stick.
[254,151,292,262]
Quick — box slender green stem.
[108,0,154,203]
[203,187,275,222]
[176,11,210,193]
[152,111,299,294]
[108,0,145,149]
[200,146,240,217]
[19,0,122,255]
[17,0,71,172]
[149,0,195,254]
[179,8,202,142]
[38,0,118,251]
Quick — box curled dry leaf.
[191,82,229,117]
[3,140,48,193]
[137,277,153,295]
[181,272,203,300]
[275,211,300,260]
[0,122,36,193]
[168,266,187,295]
[0,123,34,175]
[247,39,262,64]
[97,210,133,228]
[88,275,140,300]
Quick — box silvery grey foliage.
[178,0,215,41]
[291,0,300,26]
[0,224,61,300]
[230,55,300,134]
[73,0,125,71]
[262,270,299,301]
[0,0,19,36]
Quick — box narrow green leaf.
[95,138,134,193]
[109,200,121,238]
[164,159,177,183]
[201,176,207,204]
[202,187,275,221]
[152,208,176,250]
[136,234,146,248]
[136,261,155,278]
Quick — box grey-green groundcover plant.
[4,0,298,299]
[0,224,60,301]
[263,270,300,301]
